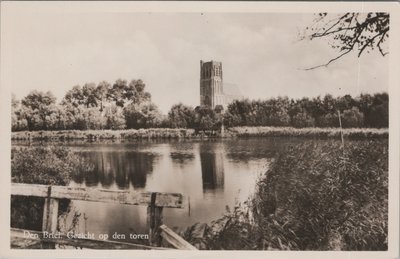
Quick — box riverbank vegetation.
[12,78,388,132]
[11,146,92,231]
[183,140,388,250]
[229,126,388,139]
[11,126,387,141]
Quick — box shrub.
[341,107,364,128]
[11,146,93,231]
[291,110,315,128]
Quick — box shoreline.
[11,126,388,141]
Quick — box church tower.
[200,60,224,109]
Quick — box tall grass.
[184,139,388,250]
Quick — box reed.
[184,139,388,250]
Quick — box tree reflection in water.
[74,151,159,189]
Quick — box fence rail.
[11,183,196,250]
[12,183,184,208]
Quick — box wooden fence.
[11,183,197,250]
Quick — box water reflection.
[199,143,224,191]
[75,151,159,189]
[170,152,195,164]
[12,139,287,236]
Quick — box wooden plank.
[41,186,59,249]
[11,183,49,197]
[10,236,42,249]
[11,228,172,250]
[42,198,59,233]
[159,224,197,250]
[11,183,184,208]
[147,193,163,246]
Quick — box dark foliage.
[12,78,161,131]
[11,146,93,231]
[224,93,388,129]
[12,81,388,132]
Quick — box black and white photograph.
[1,1,399,258]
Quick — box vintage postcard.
[0,1,399,259]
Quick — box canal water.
[13,138,298,242]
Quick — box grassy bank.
[11,126,388,141]
[229,126,388,139]
[11,128,196,141]
[183,139,388,250]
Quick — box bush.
[291,110,315,128]
[12,146,92,185]
[11,146,93,231]
[341,107,364,128]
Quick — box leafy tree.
[109,79,151,108]
[336,94,356,112]
[124,102,163,129]
[319,112,340,128]
[368,93,389,128]
[21,90,57,130]
[193,106,221,131]
[11,95,28,131]
[341,107,364,128]
[109,79,128,107]
[63,83,98,109]
[303,13,389,69]
[292,110,315,128]
[104,105,126,130]
[126,79,151,104]
[82,83,99,108]
[168,103,195,128]
[62,85,85,108]
[96,81,111,112]
[223,111,242,128]
[268,97,291,126]
[83,107,106,130]
[226,99,255,126]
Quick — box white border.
[0,2,398,259]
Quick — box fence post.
[42,186,59,249]
[147,192,163,246]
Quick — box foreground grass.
[183,139,388,250]
[11,126,388,141]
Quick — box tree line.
[223,93,388,128]
[11,78,388,132]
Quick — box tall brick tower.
[200,60,224,109]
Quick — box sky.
[1,5,389,113]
